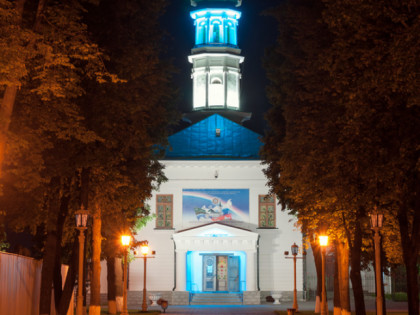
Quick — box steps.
[189,292,243,305]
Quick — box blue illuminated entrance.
[186,251,246,292]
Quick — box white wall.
[100,160,304,293]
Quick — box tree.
[263,0,420,314]
[321,1,420,313]
[79,0,176,313]
[263,0,362,312]
[1,1,176,314]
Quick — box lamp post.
[319,235,329,315]
[284,243,306,312]
[121,235,131,315]
[75,207,89,315]
[140,242,150,312]
[370,210,384,315]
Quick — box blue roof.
[165,114,262,160]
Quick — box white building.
[101,0,305,305]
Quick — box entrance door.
[202,254,240,292]
[216,256,228,291]
[228,256,240,292]
[203,255,216,291]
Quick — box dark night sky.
[161,0,279,135]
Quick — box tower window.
[226,21,236,45]
[211,21,222,43]
[197,21,207,45]
[215,129,221,137]
[209,74,224,106]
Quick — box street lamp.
[285,243,306,312]
[140,242,150,312]
[370,210,384,315]
[75,207,89,315]
[319,235,329,315]
[121,235,131,315]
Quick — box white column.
[223,69,227,108]
[176,249,187,291]
[246,250,256,291]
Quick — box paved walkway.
[142,298,408,314]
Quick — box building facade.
[100,0,305,305]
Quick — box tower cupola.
[188,0,244,111]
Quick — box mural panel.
[183,189,249,224]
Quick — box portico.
[173,223,258,293]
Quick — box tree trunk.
[115,257,124,312]
[58,240,78,315]
[89,205,102,315]
[349,222,366,315]
[107,257,117,314]
[39,176,61,315]
[398,188,420,315]
[0,0,48,174]
[0,0,25,173]
[337,241,350,315]
[53,183,71,310]
[0,85,18,174]
[311,239,323,313]
[333,242,340,315]
[404,255,419,315]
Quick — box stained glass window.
[259,195,276,228]
[156,195,173,228]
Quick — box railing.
[240,280,246,292]
[189,292,195,304]
[305,272,394,300]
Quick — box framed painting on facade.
[182,189,249,224]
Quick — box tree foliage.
[263,0,420,313]
[0,0,177,313]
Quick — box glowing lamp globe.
[319,235,329,247]
[140,243,149,256]
[121,235,131,247]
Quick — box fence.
[0,251,73,315]
[305,272,393,300]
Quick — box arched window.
[197,21,207,45]
[211,20,222,43]
[226,21,236,45]
[209,74,224,106]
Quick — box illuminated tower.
[189,0,244,111]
